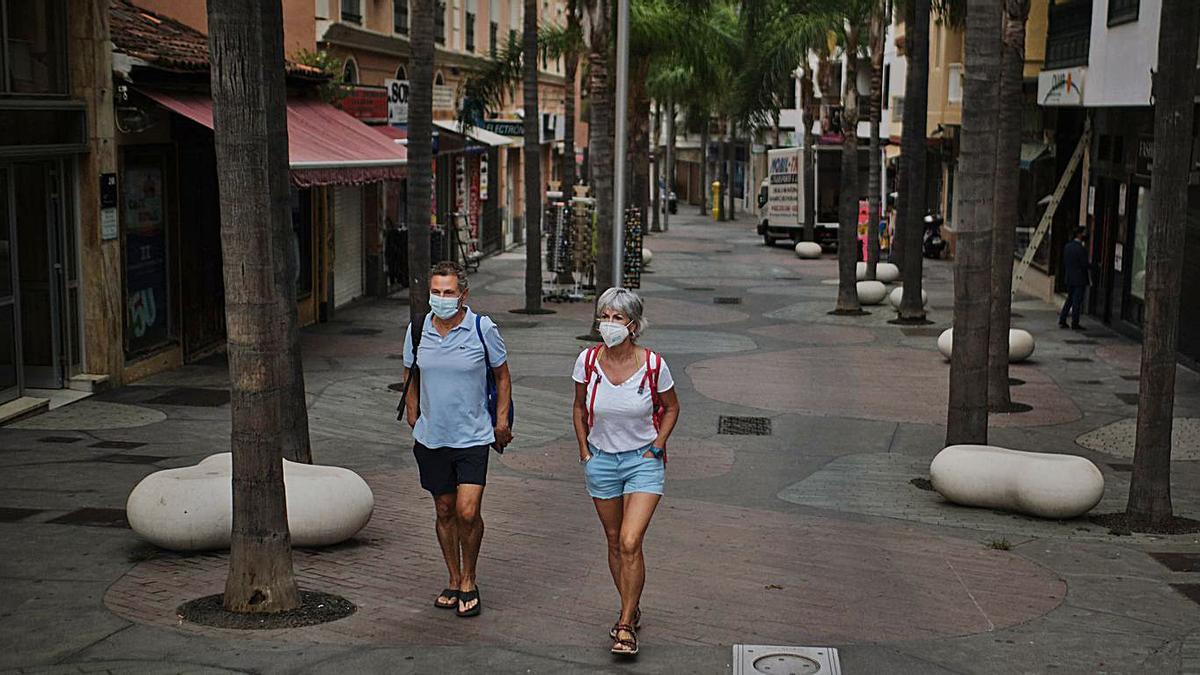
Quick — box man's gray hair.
[430,260,469,291]
[596,287,647,337]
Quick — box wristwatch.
[648,446,665,459]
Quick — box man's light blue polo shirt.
[403,307,507,449]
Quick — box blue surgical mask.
[429,294,461,319]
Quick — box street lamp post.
[612,0,630,288]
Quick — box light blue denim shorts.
[583,443,665,500]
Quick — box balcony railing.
[1045,0,1091,70]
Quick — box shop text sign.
[385,79,409,126]
[1038,67,1085,106]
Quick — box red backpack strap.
[584,345,603,427]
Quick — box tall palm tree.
[864,0,888,280]
[987,0,1029,412]
[206,0,303,613]
[946,0,1002,445]
[833,11,868,315]
[520,0,550,314]
[583,0,614,295]
[1126,0,1200,528]
[408,0,436,318]
[894,0,930,323]
[561,0,582,196]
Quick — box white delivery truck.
[757,145,876,248]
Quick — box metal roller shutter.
[333,186,363,308]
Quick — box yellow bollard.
[711,181,721,220]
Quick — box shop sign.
[100,173,118,241]
[1087,185,1095,216]
[338,85,388,121]
[1114,242,1124,272]
[433,85,455,111]
[1037,67,1085,106]
[385,79,409,126]
[1136,135,1154,175]
[1119,183,1127,216]
[480,154,490,200]
[483,119,524,137]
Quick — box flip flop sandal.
[456,588,481,617]
[434,588,459,609]
[610,624,639,656]
[610,607,642,638]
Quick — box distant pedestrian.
[571,288,680,656]
[1059,227,1091,329]
[400,261,512,618]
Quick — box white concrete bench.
[930,444,1104,519]
[127,453,374,551]
[938,328,1035,363]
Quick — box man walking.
[1059,227,1091,329]
[401,261,512,617]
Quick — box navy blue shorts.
[413,442,490,496]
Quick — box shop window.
[122,155,173,356]
[1045,0,1091,70]
[466,11,476,52]
[1107,0,1139,27]
[490,21,498,56]
[395,65,408,80]
[342,0,362,23]
[1130,186,1149,300]
[290,187,314,299]
[436,2,447,44]
[342,58,359,84]
[394,0,408,33]
[2,0,67,94]
[882,65,890,110]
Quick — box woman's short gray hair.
[596,287,647,337]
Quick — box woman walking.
[571,288,680,656]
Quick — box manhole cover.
[1150,552,1200,573]
[341,328,383,336]
[47,507,129,529]
[96,453,168,465]
[734,646,840,675]
[714,296,743,305]
[1115,393,1140,406]
[719,416,771,435]
[145,387,231,407]
[89,440,146,450]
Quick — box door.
[0,166,20,403]
[333,186,363,308]
[11,161,66,389]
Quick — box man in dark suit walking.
[1059,227,1090,329]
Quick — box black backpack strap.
[475,313,490,368]
[396,315,425,418]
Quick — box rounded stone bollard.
[930,444,1105,519]
[855,262,867,281]
[937,328,1036,363]
[642,248,653,266]
[888,286,928,309]
[876,262,900,283]
[856,280,888,305]
[795,241,822,259]
[127,453,375,551]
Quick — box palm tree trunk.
[207,0,301,614]
[699,117,710,216]
[522,0,544,312]
[866,6,886,280]
[987,0,1029,412]
[407,0,435,317]
[562,24,578,196]
[1126,0,1200,528]
[651,99,662,232]
[587,0,614,297]
[728,123,737,220]
[664,99,675,231]
[896,0,929,323]
[834,26,863,314]
[717,128,727,221]
[629,56,651,238]
[800,67,816,243]
[947,0,1002,445]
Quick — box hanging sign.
[480,154,490,201]
[100,173,118,241]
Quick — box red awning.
[141,89,407,187]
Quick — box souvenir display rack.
[622,206,643,289]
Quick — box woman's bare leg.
[616,492,661,627]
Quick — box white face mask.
[598,320,632,348]
[429,294,461,319]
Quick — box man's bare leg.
[455,483,486,612]
[434,492,461,607]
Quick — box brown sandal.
[610,607,642,638]
[610,623,639,656]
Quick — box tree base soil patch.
[1089,512,1200,536]
[178,590,356,629]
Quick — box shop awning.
[141,89,407,187]
[433,120,516,147]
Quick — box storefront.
[0,0,89,406]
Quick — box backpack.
[395,316,424,422]
[582,345,666,461]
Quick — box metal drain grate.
[719,416,772,435]
[341,328,383,336]
[901,327,943,337]
[1115,393,1140,406]
[1076,379,1103,385]
[38,436,83,444]
[498,321,539,329]
[714,296,743,305]
[1150,552,1200,573]
[734,645,841,675]
[47,508,129,529]
[1121,375,1140,381]
[1063,357,1093,363]
[1107,463,1134,472]
[1064,339,1098,345]
[686,287,716,291]
[95,454,168,465]
[89,440,146,450]
[145,387,231,407]
[0,507,44,523]
[773,276,805,281]
[1009,378,1026,386]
